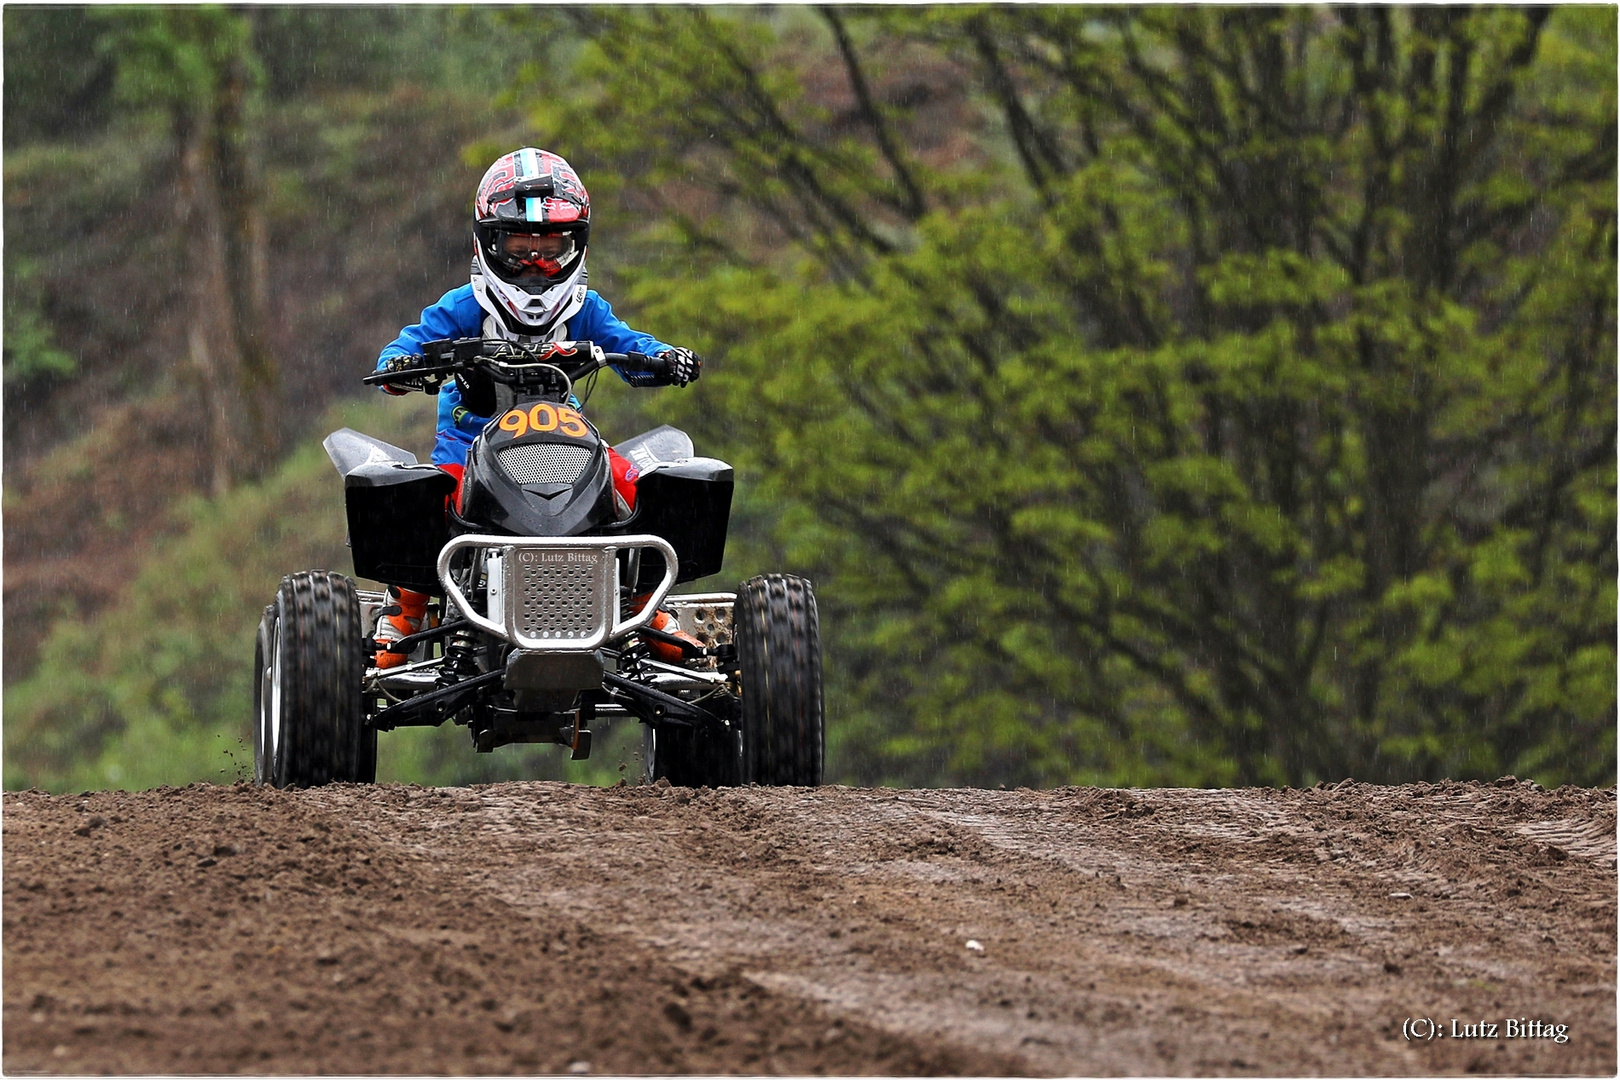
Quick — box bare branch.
[819,7,928,221]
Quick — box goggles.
[493,230,578,279]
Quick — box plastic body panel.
[618,458,734,589]
[457,414,616,539]
[323,429,454,590]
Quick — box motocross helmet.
[471,148,591,336]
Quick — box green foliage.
[253,7,561,104]
[5,6,549,144]
[540,6,1615,787]
[97,5,259,119]
[3,258,76,387]
[3,126,176,407]
[5,395,402,792]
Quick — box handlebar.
[366,341,639,390]
[363,339,666,394]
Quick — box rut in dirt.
[4,779,1614,1075]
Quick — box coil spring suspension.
[445,625,482,679]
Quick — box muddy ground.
[3,779,1614,1075]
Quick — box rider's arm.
[375,285,486,380]
[570,292,679,387]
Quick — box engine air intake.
[497,442,594,486]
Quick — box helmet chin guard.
[472,245,588,338]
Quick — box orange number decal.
[558,407,588,438]
[498,409,528,438]
[528,402,559,432]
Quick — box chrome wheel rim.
[267,621,284,778]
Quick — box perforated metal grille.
[517,560,603,640]
[671,602,734,647]
[497,442,594,486]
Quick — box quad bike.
[252,338,823,788]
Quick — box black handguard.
[455,366,497,417]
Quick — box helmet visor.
[491,229,578,281]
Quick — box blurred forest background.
[4,6,1614,793]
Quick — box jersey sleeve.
[570,291,674,385]
[375,285,485,373]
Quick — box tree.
[2,6,117,147]
[103,7,277,490]
[531,6,1614,786]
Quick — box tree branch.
[819,6,928,221]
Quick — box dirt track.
[3,779,1614,1075]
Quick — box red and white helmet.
[470,148,591,336]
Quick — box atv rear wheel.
[644,723,739,788]
[734,574,823,785]
[254,571,375,788]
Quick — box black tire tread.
[266,570,372,787]
[735,574,823,786]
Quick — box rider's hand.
[379,353,423,395]
[658,347,702,387]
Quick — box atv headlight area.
[437,534,678,652]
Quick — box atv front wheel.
[734,574,823,785]
[254,571,375,787]
[252,604,276,782]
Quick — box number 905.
[498,403,589,440]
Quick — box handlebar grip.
[612,351,664,375]
[365,353,447,393]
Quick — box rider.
[372,147,703,668]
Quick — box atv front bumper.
[437,534,679,652]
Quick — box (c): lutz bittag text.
[1403,1017,1570,1043]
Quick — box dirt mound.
[4,780,1614,1075]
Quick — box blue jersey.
[377,284,672,466]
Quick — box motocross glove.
[379,353,423,396]
[658,346,702,387]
